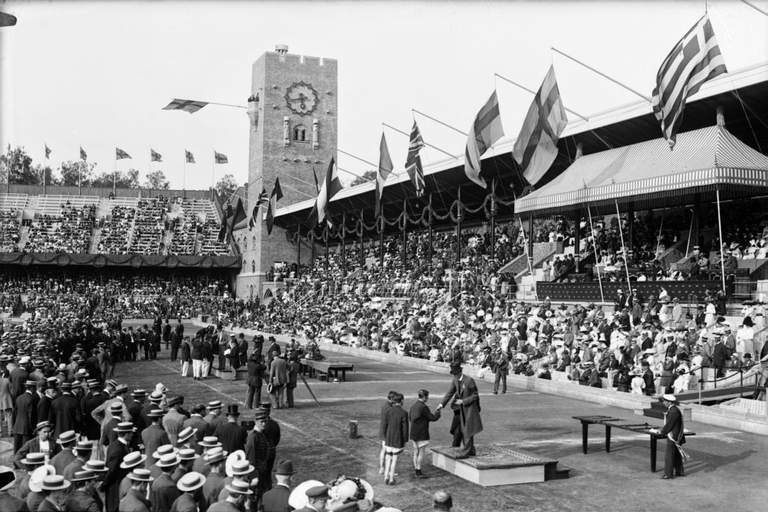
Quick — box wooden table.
[300,359,354,382]
[573,415,695,472]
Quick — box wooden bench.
[573,415,695,472]
[300,359,354,382]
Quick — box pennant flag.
[309,158,343,226]
[80,147,87,161]
[376,133,394,216]
[266,178,284,235]
[115,147,131,160]
[512,66,568,187]
[465,90,504,189]
[150,149,162,162]
[312,167,320,193]
[404,121,425,197]
[218,198,246,243]
[162,98,208,114]
[214,151,228,164]
[185,150,195,164]
[248,187,270,229]
[44,144,51,159]
[651,14,727,149]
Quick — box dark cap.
[306,484,330,499]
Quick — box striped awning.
[515,125,768,215]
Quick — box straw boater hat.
[156,453,181,469]
[661,393,678,403]
[114,422,135,433]
[127,468,153,483]
[225,479,253,496]
[198,436,221,449]
[20,452,47,467]
[152,445,178,460]
[120,452,147,469]
[176,471,206,493]
[71,470,98,483]
[178,448,197,462]
[57,430,77,446]
[83,460,107,473]
[177,427,197,444]
[28,465,56,492]
[40,474,70,492]
[204,447,228,466]
[226,458,254,478]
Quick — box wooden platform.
[430,445,569,487]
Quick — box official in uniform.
[650,393,686,479]
[293,484,330,512]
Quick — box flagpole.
[113,148,117,196]
[211,150,215,190]
[740,0,768,17]
[337,149,378,168]
[382,122,460,160]
[183,152,187,199]
[614,199,634,296]
[494,73,589,121]
[411,109,468,136]
[551,47,652,102]
[586,203,606,304]
[43,150,48,195]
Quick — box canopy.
[515,125,768,216]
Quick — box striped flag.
[266,177,284,235]
[115,147,131,160]
[185,150,195,164]
[80,146,87,161]
[404,121,425,197]
[163,98,208,114]
[249,187,269,229]
[376,133,393,216]
[465,90,504,189]
[150,149,162,162]
[651,14,727,149]
[44,144,51,159]
[309,158,343,226]
[512,66,568,187]
[214,151,228,164]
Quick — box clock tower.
[236,45,338,299]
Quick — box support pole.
[716,188,727,294]
[428,194,434,272]
[456,187,463,263]
[401,200,407,267]
[586,204,606,304]
[382,122,461,160]
[379,214,384,268]
[324,223,329,274]
[297,224,302,276]
[614,200,633,295]
[489,180,497,262]
[359,209,364,269]
[341,212,347,277]
[574,211,581,273]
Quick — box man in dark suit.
[712,333,728,378]
[0,465,27,512]
[104,422,134,512]
[436,362,482,459]
[261,460,294,512]
[650,393,686,480]
[141,409,169,469]
[14,420,53,469]
[245,354,266,409]
[409,389,440,478]
[261,402,280,488]
[182,404,208,452]
[245,409,272,507]
[49,382,81,439]
[82,380,106,441]
[9,357,30,400]
[269,353,288,409]
[162,319,172,351]
[12,381,37,452]
[215,405,246,454]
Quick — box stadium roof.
[273,62,768,232]
[515,125,768,216]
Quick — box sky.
[1,0,767,191]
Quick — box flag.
[465,90,504,189]
[248,187,269,229]
[404,121,425,197]
[214,151,228,164]
[115,147,131,160]
[162,98,208,114]
[80,147,87,160]
[376,133,393,216]
[651,14,727,149]
[150,149,162,162]
[185,150,195,164]
[266,178,284,235]
[309,158,343,226]
[44,144,51,159]
[312,167,320,193]
[218,198,246,243]
[512,66,568,187]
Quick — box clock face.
[284,81,319,116]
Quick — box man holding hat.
[293,484,329,512]
[650,394,686,479]
[105,422,135,512]
[119,469,153,512]
[64,470,101,512]
[172,471,206,512]
[436,362,482,459]
[14,421,53,469]
[215,405,246,454]
[261,460,294,512]
[51,430,78,475]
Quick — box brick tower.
[236,45,338,298]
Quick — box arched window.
[251,260,256,273]
[293,125,307,142]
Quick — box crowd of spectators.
[97,205,135,254]
[0,210,21,252]
[26,204,96,254]
[129,198,170,254]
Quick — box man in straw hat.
[64,470,101,512]
[208,479,253,512]
[261,460,294,512]
[201,447,228,507]
[435,361,482,459]
[14,420,53,469]
[105,422,135,512]
[37,474,70,512]
[142,408,170,468]
[119,469,153,512]
[649,393,686,479]
[172,471,206,512]
[51,430,78,475]
[119,452,147,501]
[0,465,25,511]
[151,452,181,512]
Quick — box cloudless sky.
[1,0,767,190]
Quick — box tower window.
[293,125,307,142]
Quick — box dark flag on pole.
[185,150,196,164]
[404,121,425,197]
[44,145,51,159]
[214,151,228,164]
[308,158,343,226]
[249,187,269,229]
[376,133,393,216]
[219,198,246,243]
[80,147,87,161]
[266,177,284,235]
[150,149,162,162]
[163,98,209,114]
[115,147,131,160]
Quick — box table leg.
[581,421,589,454]
[341,370,346,382]
[605,425,612,453]
[650,437,657,472]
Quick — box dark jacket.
[104,440,131,512]
[13,391,36,436]
[382,405,409,449]
[215,421,246,455]
[659,404,685,444]
[261,484,291,512]
[408,400,439,442]
[49,392,81,438]
[246,359,266,387]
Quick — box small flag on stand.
[512,66,568,186]
[404,121,425,197]
[266,178,284,235]
[465,90,504,189]
[185,150,196,164]
[214,151,228,164]
[163,98,209,114]
[150,149,163,162]
[651,14,727,149]
[116,147,131,160]
[376,133,393,216]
